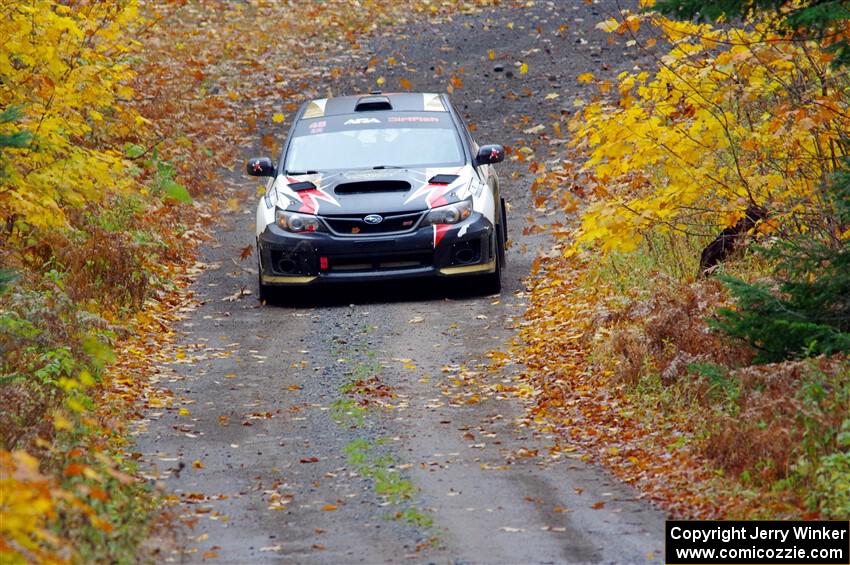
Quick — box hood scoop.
[334,180,411,195]
[288,180,317,191]
[428,174,459,185]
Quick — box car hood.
[271,166,474,216]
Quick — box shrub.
[715,171,850,363]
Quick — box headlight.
[275,209,323,233]
[423,199,473,225]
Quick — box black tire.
[258,255,275,304]
[500,197,508,244]
[480,223,503,295]
[498,198,507,265]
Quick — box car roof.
[299,92,449,119]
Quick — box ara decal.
[343,117,381,125]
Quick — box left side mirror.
[475,144,505,165]
[246,156,275,177]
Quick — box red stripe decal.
[426,184,451,209]
[433,224,451,248]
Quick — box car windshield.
[285,127,464,172]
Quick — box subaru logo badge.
[363,214,383,225]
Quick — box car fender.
[256,177,278,237]
[472,179,497,225]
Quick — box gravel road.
[137,2,666,563]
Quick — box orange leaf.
[63,463,87,477]
[89,486,109,501]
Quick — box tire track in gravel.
[137,2,666,563]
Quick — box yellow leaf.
[519,63,528,75]
[488,50,496,60]
[272,113,285,123]
[66,397,86,413]
[577,72,594,84]
[376,76,386,86]
[192,460,204,469]
[54,412,73,431]
[595,19,620,33]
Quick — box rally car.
[247,92,507,302]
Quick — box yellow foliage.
[570,14,850,253]
[0,1,144,230]
[0,451,69,564]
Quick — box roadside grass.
[1,202,192,562]
[516,234,850,519]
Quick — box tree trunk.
[699,206,767,277]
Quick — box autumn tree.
[0,1,144,232]
[639,0,850,359]
[654,0,850,68]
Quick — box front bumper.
[258,212,496,285]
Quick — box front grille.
[321,211,424,235]
[328,252,431,272]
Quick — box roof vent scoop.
[355,95,393,112]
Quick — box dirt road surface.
[136,2,667,563]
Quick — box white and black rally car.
[247,92,507,301]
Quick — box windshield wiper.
[372,165,404,170]
[285,170,318,175]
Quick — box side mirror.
[247,156,275,177]
[475,144,505,165]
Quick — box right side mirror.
[475,144,505,165]
[246,156,275,177]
